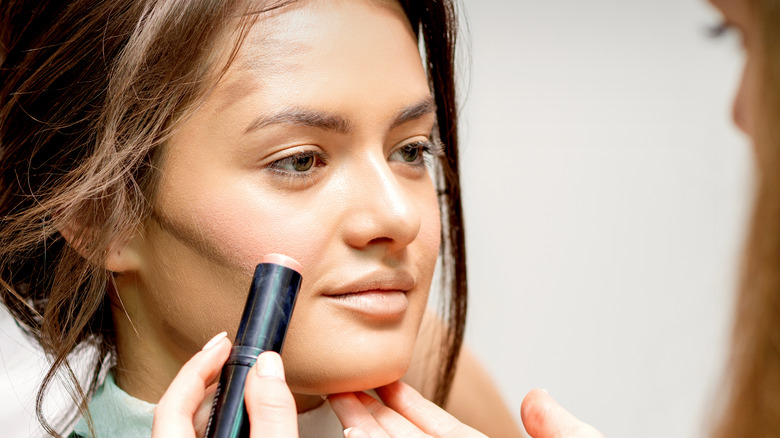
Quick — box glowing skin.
[109,0,440,413]
[709,0,759,137]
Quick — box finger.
[192,382,219,435]
[374,381,484,437]
[245,351,298,438]
[152,332,231,438]
[343,426,372,438]
[328,392,389,438]
[520,389,604,438]
[352,392,430,437]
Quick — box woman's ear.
[60,224,144,273]
[105,234,144,273]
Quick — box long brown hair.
[0,0,466,436]
[714,0,780,436]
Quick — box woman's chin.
[287,359,410,395]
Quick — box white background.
[0,0,751,437]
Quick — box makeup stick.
[205,253,303,438]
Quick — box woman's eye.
[270,152,320,172]
[708,21,734,39]
[391,141,429,164]
[399,144,422,162]
[708,20,745,47]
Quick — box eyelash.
[708,21,734,39]
[400,139,445,167]
[267,150,327,184]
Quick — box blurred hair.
[714,0,780,436]
[0,0,466,436]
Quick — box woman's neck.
[111,322,325,414]
[113,356,325,414]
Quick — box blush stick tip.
[261,253,302,273]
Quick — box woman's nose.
[732,61,754,137]
[339,156,422,253]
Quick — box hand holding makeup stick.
[520,389,604,438]
[153,333,362,438]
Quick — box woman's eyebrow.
[244,108,352,134]
[243,96,436,135]
[390,97,437,130]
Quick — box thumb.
[520,389,604,438]
[244,351,298,438]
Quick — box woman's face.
[117,0,440,398]
[710,0,760,137]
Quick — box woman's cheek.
[419,190,442,260]
[184,190,329,268]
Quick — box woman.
[0,0,521,436]
[707,0,780,436]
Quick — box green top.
[69,373,154,438]
[67,370,344,437]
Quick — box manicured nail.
[256,351,285,380]
[343,427,354,438]
[202,332,228,351]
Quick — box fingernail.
[202,332,228,351]
[256,351,285,380]
[343,427,354,438]
[542,388,549,394]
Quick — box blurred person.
[708,0,780,436]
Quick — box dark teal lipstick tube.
[205,254,303,438]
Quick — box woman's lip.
[325,290,408,320]
[323,270,415,297]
